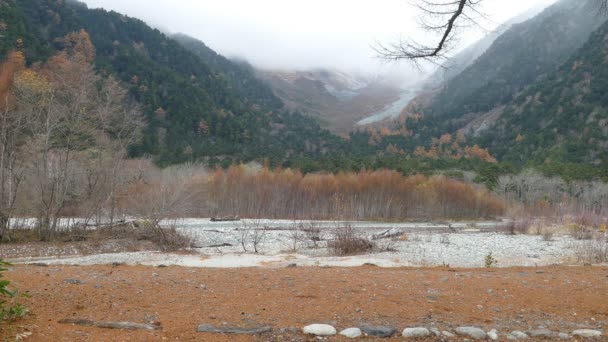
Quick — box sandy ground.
[1,264,607,341]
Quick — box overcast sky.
[81,0,556,78]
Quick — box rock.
[59,318,160,331]
[442,331,456,337]
[339,328,362,338]
[455,327,487,340]
[572,329,602,338]
[430,327,441,336]
[558,332,570,339]
[64,279,84,285]
[286,263,297,268]
[402,327,431,338]
[197,324,271,335]
[529,328,553,338]
[303,324,336,336]
[488,329,499,340]
[511,330,529,339]
[360,325,396,338]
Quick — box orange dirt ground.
[1,265,607,341]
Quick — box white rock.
[303,324,336,336]
[430,327,441,336]
[510,330,529,339]
[442,331,456,337]
[402,327,431,338]
[488,329,499,340]
[558,332,570,339]
[339,328,362,338]
[455,326,487,340]
[572,329,602,338]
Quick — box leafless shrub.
[502,219,531,235]
[328,224,375,256]
[573,239,608,264]
[542,228,554,242]
[237,220,266,253]
[569,224,594,240]
[286,223,304,252]
[251,225,267,254]
[303,223,322,249]
[376,237,399,252]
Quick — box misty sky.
[81,0,556,77]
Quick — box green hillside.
[0,0,342,166]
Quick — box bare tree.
[376,0,484,65]
[377,0,608,64]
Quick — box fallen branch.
[58,318,161,331]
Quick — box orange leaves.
[57,30,95,63]
[203,165,505,220]
[0,51,26,103]
[415,133,496,163]
[463,145,497,163]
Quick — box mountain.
[407,0,605,134]
[477,18,608,165]
[258,69,403,133]
[0,0,343,166]
[423,1,554,89]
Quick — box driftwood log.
[58,318,161,331]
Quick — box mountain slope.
[0,0,342,166]
[419,0,605,131]
[477,19,608,165]
[423,2,553,89]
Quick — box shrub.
[573,239,608,264]
[328,225,375,256]
[502,219,530,235]
[0,259,28,322]
[485,252,498,268]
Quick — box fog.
[81,0,556,80]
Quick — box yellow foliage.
[14,69,50,93]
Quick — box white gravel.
[11,218,590,268]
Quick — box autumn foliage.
[197,165,505,220]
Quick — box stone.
[529,328,553,338]
[572,329,602,338]
[430,327,441,336]
[511,330,529,339]
[302,324,336,336]
[197,324,271,335]
[64,279,84,285]
[558,332,570,339]
[455,327,487,340]
[360,325,396,338]
[488,329,499,340]
[442,331,456,337]
[339,328,362,338]
[402,327,431,338]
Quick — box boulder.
[339,327,362,338]
[455,327,487,340]
[303,324,336,336]
[572,329,602,338]
[402,327,431,338]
